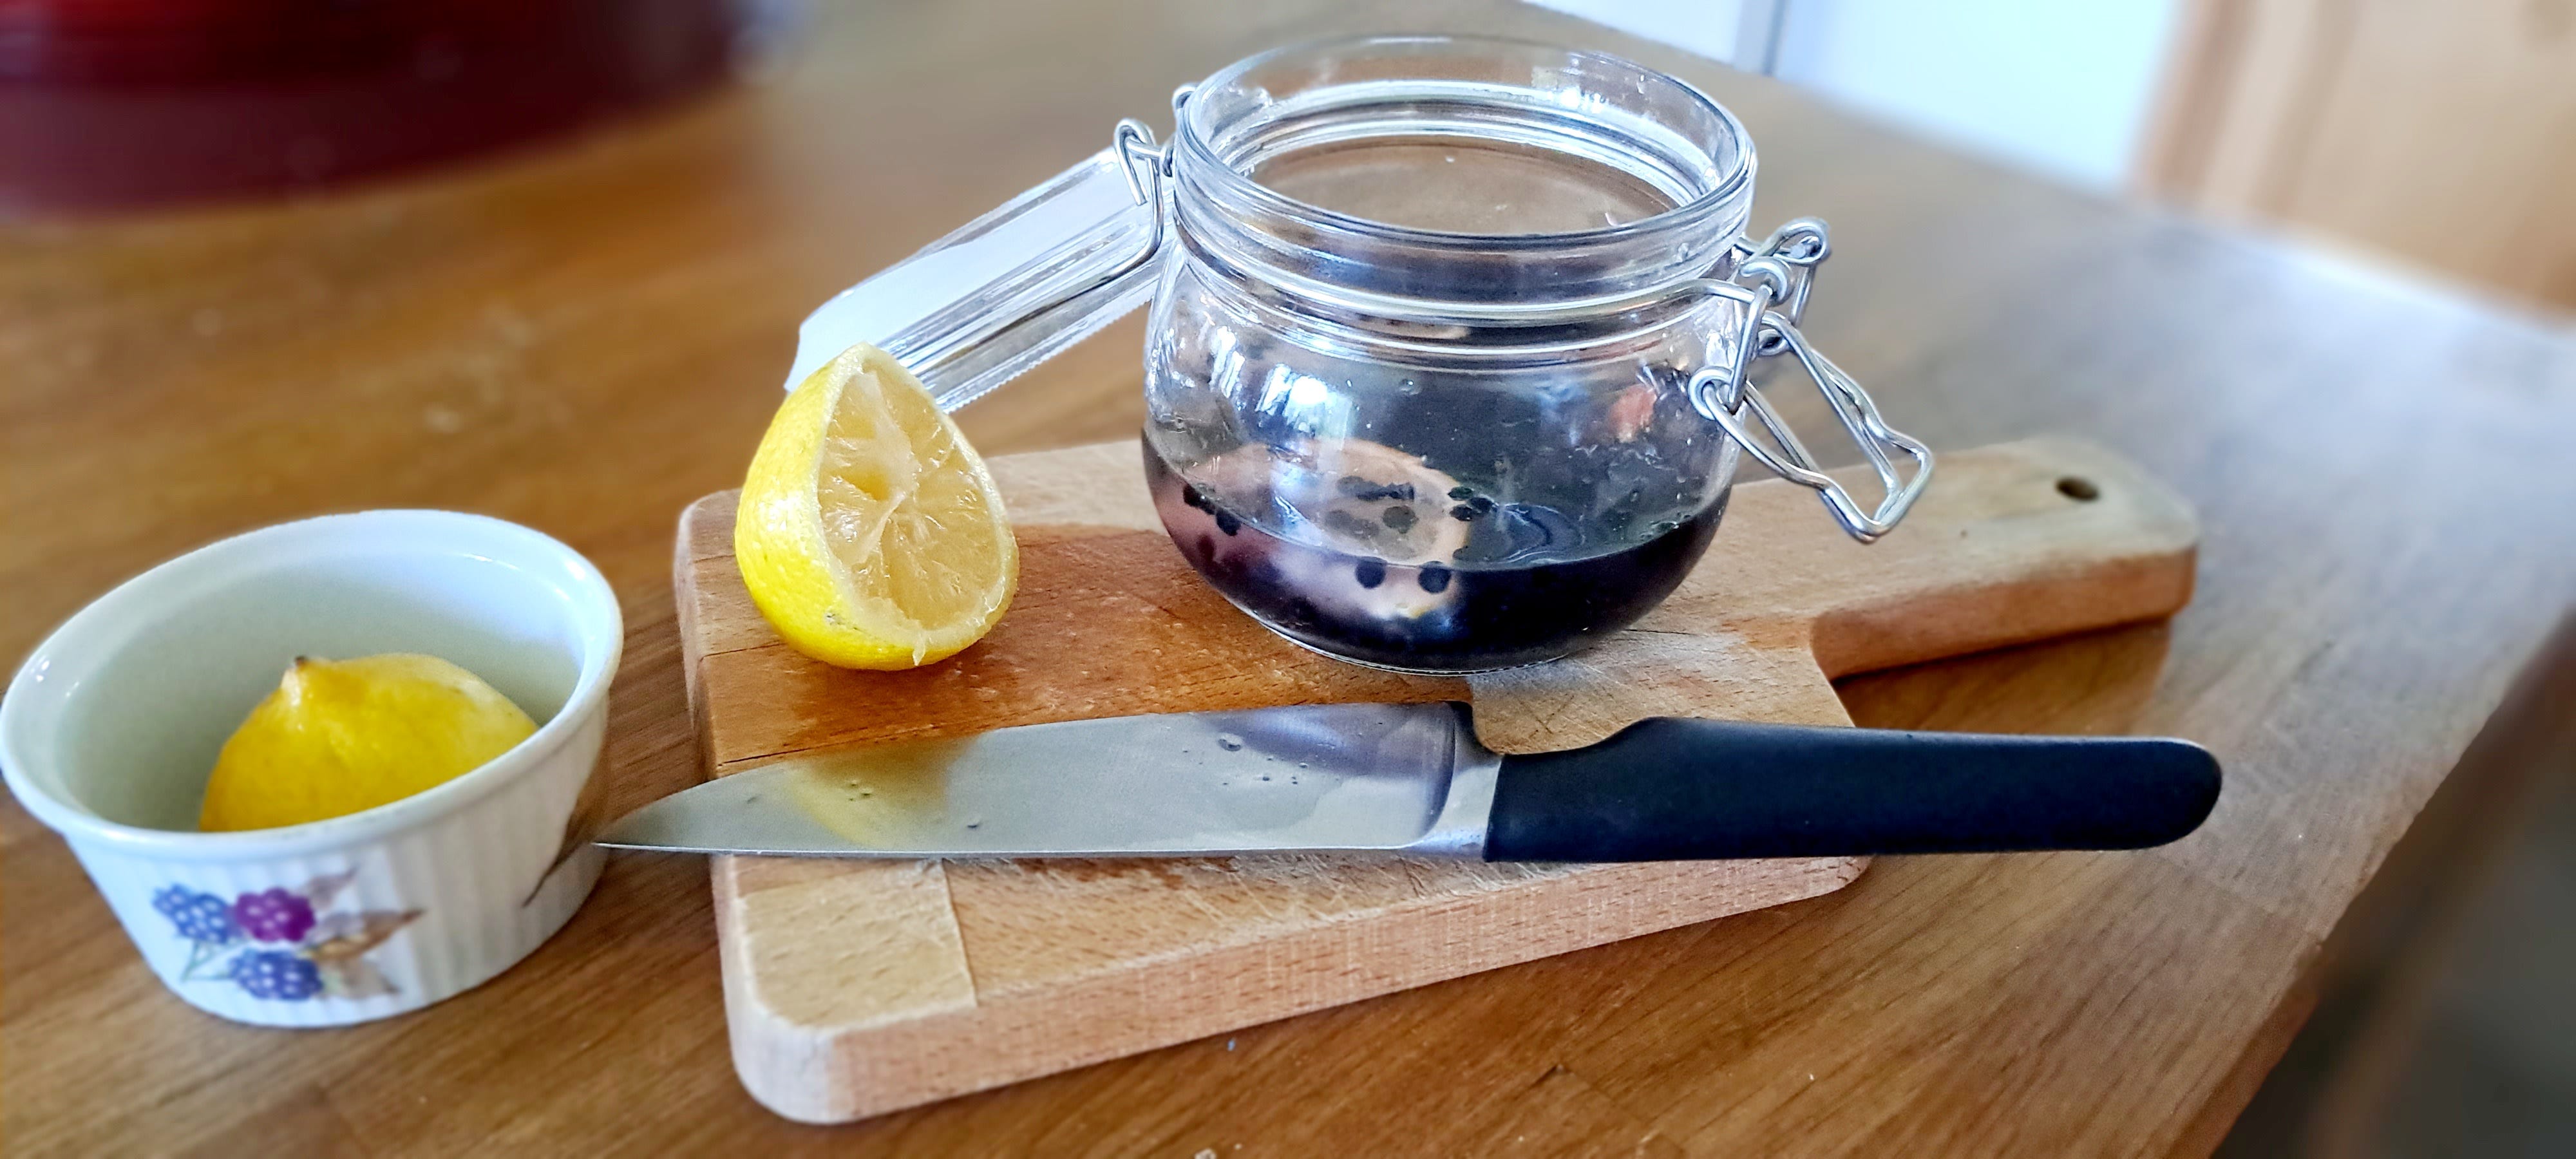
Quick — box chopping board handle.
[1482,717,2221,862]
[1768,436,2202,679]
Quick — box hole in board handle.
[2056,476,2101,502]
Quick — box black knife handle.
[1481,718,2221,862]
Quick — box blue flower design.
[152,886,239,946]
[228,950,323,1001]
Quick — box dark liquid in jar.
[1145,437,1725,672]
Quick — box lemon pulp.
[735,343,1018,669]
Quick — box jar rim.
[1177,33,1758,254]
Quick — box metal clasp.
[1110,84,1191,205]
[1734,218,1828,356]
[1687,219,1932,543]
[1110,118,1169,205]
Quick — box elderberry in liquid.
[1145,437,1726,673]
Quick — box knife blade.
[598,702,2221,862]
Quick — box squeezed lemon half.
[200,654,536,832]
[735,343,1019,669]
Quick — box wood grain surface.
[5,0,2575,1154]
[686,437,2197,1122]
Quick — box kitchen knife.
[598,702,2220,862]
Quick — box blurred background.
[12,0,2566,319]
[0,0,766,207]
[3,1,2569,1154]
[1539,0,2576,318]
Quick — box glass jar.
[787,35,1930,674]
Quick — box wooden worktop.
[6,1,2573,1154]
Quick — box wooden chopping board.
[672,436,2198,1123]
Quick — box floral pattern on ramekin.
[150,871,421,1002]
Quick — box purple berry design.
[158,872,419,999]
[229,950,323,1001]
[231,888,316,943]
[151,886,239,945]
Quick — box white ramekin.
[2,511,621,1027]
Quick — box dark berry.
[229,950,324,1001]
[153,886,240,946]
[1418,565,1452,594]
[1467,495,1495,513]
[1336,475,1414,503]
[1381,505,1416,532]
[1354,560,1386,589]
[1450,504,1478,521]
[232,888,317,943]
[1447,486,1474,500]
[1213,509,1240,536]
[1182,485,1211,512]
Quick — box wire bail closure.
[1687,218,1932,543]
